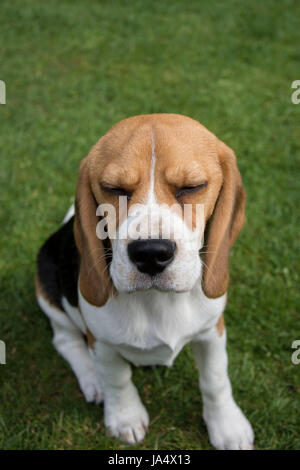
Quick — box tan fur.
[74,114,245,304]
[86,328,96,349]
[216,314,225,337]
[202,140,246,298]
[74,157,114,307]
[35,273,44,298]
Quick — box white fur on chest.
[78,284,226,367]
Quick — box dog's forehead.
[98,114,218,172]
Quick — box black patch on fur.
[37,217,79,309]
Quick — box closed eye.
[100,184,132,200]
[175,181,208,198]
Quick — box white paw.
[204,401,254,450]
[79,373,103,404]
[105,393,149,445]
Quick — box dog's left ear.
[74,153,113,307]
[202,140,246,298]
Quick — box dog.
[35,114,254,449]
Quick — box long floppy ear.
[74,156,113,306]
[202,140,246,298]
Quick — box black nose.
[128,239,176,276]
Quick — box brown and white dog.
[36,114,254,449]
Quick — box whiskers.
[199,246,217,288]
[88,248,113,276]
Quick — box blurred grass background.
[0,0,299,450]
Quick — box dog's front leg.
[191,325,254,450]
[91,341,149,445]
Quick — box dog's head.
[74,114,245,306]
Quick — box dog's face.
[74,114,246,305]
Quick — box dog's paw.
[79,373,103,405]
[203,401,254,450]
[105,397,149,445]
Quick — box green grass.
[0,0,300,450]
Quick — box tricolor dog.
[36,114,254,450]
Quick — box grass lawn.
[0,0,300,450]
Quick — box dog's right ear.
[74,156,113,307]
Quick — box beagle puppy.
[36,114,254,450]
